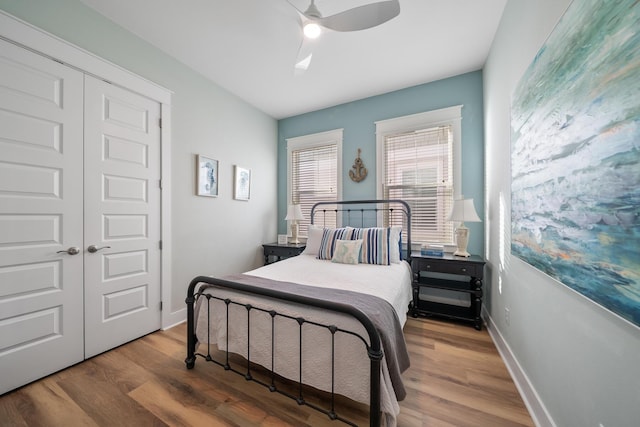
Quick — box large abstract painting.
[511,0,640,327]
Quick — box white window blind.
[383,126,454,243]
[287,129,342,235]
[376,106,462,246]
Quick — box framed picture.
[510,0,640,327]
[197,155,218,197]
[277,234,288,245]
[233,165,251,201]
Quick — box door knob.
[57,246,80,255]
[88,245,111,253]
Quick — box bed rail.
[185,276,383,426]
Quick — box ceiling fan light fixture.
[303,21,321,39]
[289,0,401,74]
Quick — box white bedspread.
[246,254,413,326]
[195,254,412,426]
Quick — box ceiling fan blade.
[318,0,400,32]
[288,1,315,75]
[294,34,316,75]
[286,0,306,17]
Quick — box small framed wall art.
[233,165,251,201]
[197,155,218,197]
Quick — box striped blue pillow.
[351,227,391,265]
[317,227,354,260]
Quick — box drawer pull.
[461,268,467,272]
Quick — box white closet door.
[0,39,84,394]
[83,76,162,358]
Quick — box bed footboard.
[185,275,383,427]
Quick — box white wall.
[0,0,278,324]
[169,72,278,320]
[484,1,640,426]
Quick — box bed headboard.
[310,199,412,262]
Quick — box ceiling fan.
[288,0,401,73]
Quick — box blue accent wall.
[277,70,485,256]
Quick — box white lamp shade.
[447,198,481,223]
[285,204,305,221]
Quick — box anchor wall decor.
[349,148,368,183]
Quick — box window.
[376,106,462,245]
[287,129,343,235]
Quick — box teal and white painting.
[511,0,640,327]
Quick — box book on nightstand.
[420,244,444,257]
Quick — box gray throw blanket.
[203,273,411,401]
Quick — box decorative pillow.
[331,239,362,265]
[351,227,391,265]
[302,225,324,255]
[317,227,354,260]
[389,226,402,263]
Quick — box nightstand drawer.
[262,242,306,265]
[264,247,302,257]
[413,258,483,278]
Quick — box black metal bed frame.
[185,200,411,427]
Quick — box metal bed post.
[185,279,198,369]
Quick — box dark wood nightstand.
[262,242,306,265]
[410,252,486,330]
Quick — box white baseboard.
[162,307,186,330]
[483,308,556,427]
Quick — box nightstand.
[262,242,306,265]
[411,253,486,330]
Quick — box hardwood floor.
[0,318,534,427]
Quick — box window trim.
[375,106,463,243]
[286,128,343,232]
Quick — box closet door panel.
[0,39,84,394]
[83,76,161,358]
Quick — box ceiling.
[79,0,507,119]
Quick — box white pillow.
[390,226,402,263]
[302,225,324,255]
[331,239,362,265]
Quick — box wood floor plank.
[0,394,29,427]
[55,359,167,426]
[0,317,533,427]
[407,375,532,426]
[407,389,530,427]
[4,381,99,427]
[129,379,231,427]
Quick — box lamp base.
[453,249,471,257]
[290,222,300,244]
[453,224,471,257]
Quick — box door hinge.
[159,240,163,250]
[160,301,163,311]
[159,118,162,128]
[159,179,162,189]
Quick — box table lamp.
[285,204,305,244]
[447,197,481,257]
